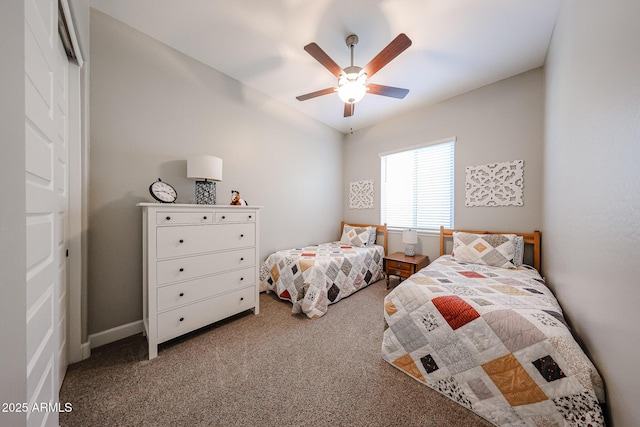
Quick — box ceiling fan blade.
[296,87,336,101]
[304,43,343,78]
[367,84,409,99]
[344,103,355,117]
[363,33,412,78]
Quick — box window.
[380,137,455,231]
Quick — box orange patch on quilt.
[459,271,485,278]
[301,253,316,257]
[299,260,315,272]
[482,353,548,406]
[279,289,291,301]
[432,295,480,330]
[384,300,398,316]
[393,354,425,382]
[270,264,280,282]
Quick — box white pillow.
[340,224,373,247]
[452,232,517,268]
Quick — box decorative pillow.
[513,236,524,267]
[367,227,377,246]
[340,224,373,247]
[452,232,517,268]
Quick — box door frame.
[61,0,87,364]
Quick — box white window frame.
[380,137,455,232]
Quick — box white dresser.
[138,203,260,359]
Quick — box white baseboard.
[88,320,144,349]
[81,341,91,360]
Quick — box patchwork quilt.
[260,243,384,318]
[382,256,605,426]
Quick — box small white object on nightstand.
[403,229,418,256]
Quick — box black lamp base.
[195,180,216,205]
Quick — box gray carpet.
[60,279,493,426]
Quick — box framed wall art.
[349,180,374,209]
[465,160,524,207]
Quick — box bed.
[260,222,387,318]
[382,227,605,426]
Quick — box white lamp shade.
[187,154,222,181]
[402,230,418,245]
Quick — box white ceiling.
[91,0,561,134]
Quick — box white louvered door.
[25,0,69,425]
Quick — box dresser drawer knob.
[166,216,171,221]
[240,257,244,261]
[179,268,184,272]
[179,239,184,243]
[248,215,252,219]
[179,292,184,297]
[240,277,244,281]
[240,297,244,301]
[203,216,207,220]
[179,317,184,322]
[222,215,226,219]
[240,234,244,238]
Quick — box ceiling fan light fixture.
[337,71,367,104]
[297,33,411,115]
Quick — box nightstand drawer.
[157,286,255,342]
[386,260,413,272]
[157,248,255,285]
[157,267,255,312]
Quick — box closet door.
[25,0,69,425]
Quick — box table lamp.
[403,229,418,256]
[187,154,222,204]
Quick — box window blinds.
[380,139,455,230]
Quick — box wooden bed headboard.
[439,226,541,272]
[341,222,388,255]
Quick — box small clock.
[149,178,177,203]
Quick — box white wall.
[343,68,544,261]
[544,1,640,425]
[0,2,27,425]
[88,10,343,335]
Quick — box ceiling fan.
[296,33,412,117]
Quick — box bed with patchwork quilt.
[382,228,605,426]
[260,223,387,318]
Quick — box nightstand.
[384,252,429,289]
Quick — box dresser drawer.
[157,286,255,343]
[156,223,255,258]
[216,211,256,223]
[156,211,213,225]
[157,248,255,285]
[157,267,255,312]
